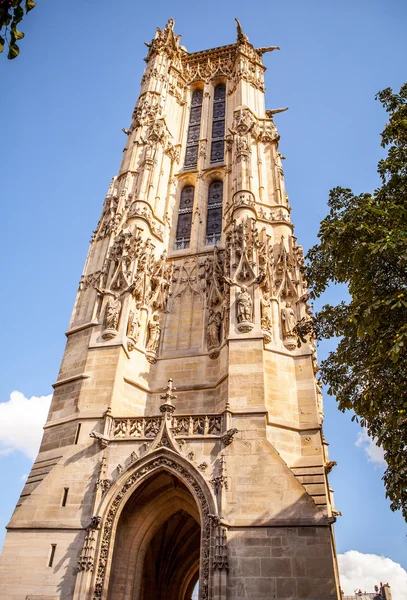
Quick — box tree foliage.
[0,0,35,59]
[305,84,407,519]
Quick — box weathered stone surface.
[0,18,341,600]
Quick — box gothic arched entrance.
[106,470,201,600]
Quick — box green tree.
[0,0,35,59]
[305,84,407,519]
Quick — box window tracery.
[210,84,226,163]
[175,185,195,249]
[205,181,223,245]
[184,89,203,168]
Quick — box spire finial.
[160,378,177,415]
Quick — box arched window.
[184,89,203,169]
[210,84,226,163]
[175,186,195,249]
[205,181,223,245]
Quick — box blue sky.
[1,0,406,595]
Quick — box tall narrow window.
[61,487,69,507]
[74,423,81,445]
[206,181,223,245]
[210,84,226,163]
[175,186,195,250]
[48,544,57,567]
[184,89,203,169]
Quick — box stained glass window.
[184,89,203,169]
[175,185,195,249]
[205,181,223,245]
[210,84,226,163]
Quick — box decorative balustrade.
[110,414,223,440]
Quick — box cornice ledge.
[52,373,91,389]
[65,321,99,337]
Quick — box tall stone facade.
[0,19,341,600]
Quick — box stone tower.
[0,19,341,600]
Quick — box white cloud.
[20,473,28,481]
[339,551,407,600]
[0,391,52,460]
[355,429,386,467]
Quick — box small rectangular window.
[74,423,81,445]
[48,544,57,567]
[61,487,69,507]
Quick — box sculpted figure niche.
[260,292,272,343]
[237,285,252,324]
[281,301,298,350]
[146,314,161,362]
[207,309,222,358]
[94,287,123,340]
[126,307,141,352]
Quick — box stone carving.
[90,516,102,529]
[78,270,105,293]
[164,142,180,163]
[199,139,207,159]
[260,292,272,343]
[172,257,203,299]
[258,118,279,144]
[145,418,160,438]
[183,50,234,85]
[89,431,110,449]
[144,18,185,66]
[236,285,252,325]
[221,428,238,446]
[213,526,229,570]
[149,251,173,312]
[132,95,162,129]
[126,202,164,240]
[325,460,337,474]
[78,527,96,572]
[210,453,227,495]
[110,414,223,440]
[126,307,140,352]
[92,455,212,600]
[207,309,222,356]
[129,419,143,437]
[94,179,120,240]
[202,247,227,356]
[160,378,177,415]
[146,314,161,362]
[105,294,121,331]
[95,455,111,493]
[281,301,298,350]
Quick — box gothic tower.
[0,19,341,600]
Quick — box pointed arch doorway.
[107,470,201,600]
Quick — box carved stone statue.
[146,314,161,354]
[237,285,252,323]
[105,294,121,330]
[126,308,140,352]
[207,309,222,350]
[260,293,272,331]
[281,302,297,336]
[236,135,248,153]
